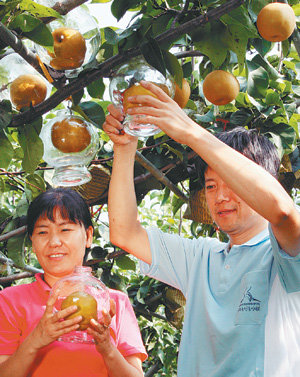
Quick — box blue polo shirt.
[140,226,300,377]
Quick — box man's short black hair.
[27,187,93,237]
[196,127,280,188]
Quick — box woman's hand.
[87,299,116,356]
[103,104,137,147]
[29,290,82,351]
[126,81,200,146]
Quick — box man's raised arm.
[124,81,300,257]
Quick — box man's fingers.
[140,80,172,101]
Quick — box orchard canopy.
[0,0,299,373]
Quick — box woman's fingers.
[109,299,116,318]
[45,289,61,314]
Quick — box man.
[103,81,300,377]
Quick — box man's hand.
[126,81,199,146]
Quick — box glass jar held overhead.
[39,110,99,187]
[50,266,110,344]
[109,56,175,138]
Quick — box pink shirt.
[0,273,147,377]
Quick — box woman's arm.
[0,290,82,377]
[87,299,144,377]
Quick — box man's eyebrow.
[204,178,215,183]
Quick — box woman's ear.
[86,226,93,248]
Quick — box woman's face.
[31,207,93,287]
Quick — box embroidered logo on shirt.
[238,286,261,312]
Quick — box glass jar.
[39,110,99,187]
[33,1,101,78]
[0,53,51,110]
[109,56,175,138]
[50,266,110,344]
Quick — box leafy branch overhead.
[0,0,298,254]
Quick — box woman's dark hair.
[196,127,280,187]
[27,188,93,237]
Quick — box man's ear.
[86,226,93,248]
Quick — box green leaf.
[87,78,105,99]
[0,130,14,169]
[161,187,170,206]
[193,22,228,68]
[14,197,29,218]
[172,196,185,216]
[252,38,272,57]
[263,123,297,157]
[24,173,46,201]
[229,110,253,126]
[7,232,26,268]
[265,90,282,107]
[9,13,40,32]
[221,6,259,37]
[0,1,21,21]
[111,0,141,21]
[162,50,183,86]
[104,27,119,45]
[193,107,215,123]
[251,53,281,81]
[23,22,53,48]
[116,255,136,271]
[222,25,248,71]
[162,143,183,161]
[19,0,61,18]
[246,60,269,98]
[18,120,44,174]
[0,100,12,129]
[141,38,166,77]
[79,101,106,128]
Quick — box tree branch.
[0,24,44,75]
[135,151,189,202]
[9,0,245,127]
[0,225,27,242]
[145,363,162,377]
[0,271,35,284]
[0,256,42,274]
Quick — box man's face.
[204,167,263,242]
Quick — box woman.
[0,188,147,377]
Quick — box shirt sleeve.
[139,227,204,295]
[269,223,300,293]
[111,291,147,361]
[0,292,21,355]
